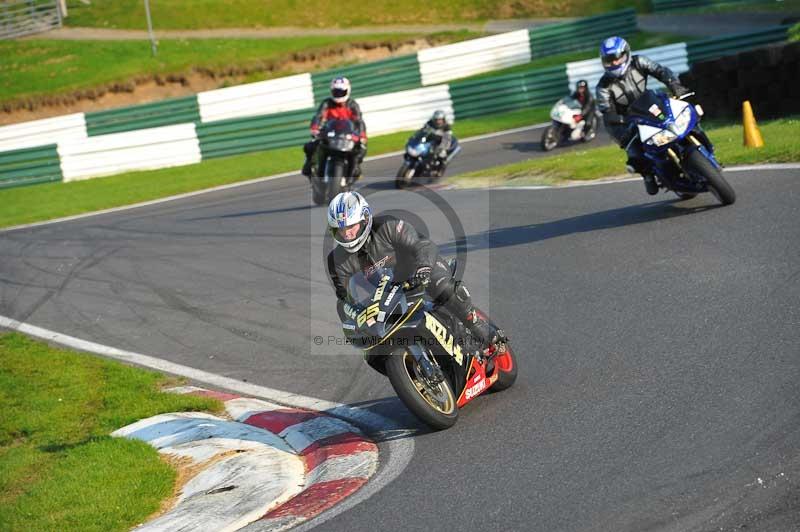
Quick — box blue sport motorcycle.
[395,130,457,188]
[625,90,735,205]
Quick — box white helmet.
[327,191,372,253]
[330,76,351,104]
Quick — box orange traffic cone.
[742,101,764,148]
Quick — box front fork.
[407,343,445,385]
[666,130,721,172]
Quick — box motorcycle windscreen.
[628,90,670,122]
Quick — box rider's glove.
[669,82,690,98]
[409,266,432,289]
[437,148,448,160]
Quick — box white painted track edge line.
[0,313,415,532]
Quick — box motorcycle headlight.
[672,108,692,135]
[646,129,678,147]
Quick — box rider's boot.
[465,309,506,351]
[627,157,658,195]
[301,156,313,179]
[642,174,659,195]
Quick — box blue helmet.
[600,36,631,78]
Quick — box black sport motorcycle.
[342,263,517,430]
[311,119,361,205]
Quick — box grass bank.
[0,106,549,229]
[0,333,221,532]
[1,33,477,104]
[450,116,800,187]
[64,1,649,29]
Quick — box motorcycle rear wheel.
[491,343,518,392]
[386,349,458,430]
[674,192,698,201]
[541,126,559,151]
[685,149,736,205]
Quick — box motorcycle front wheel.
[541,125,559,151]
[685,149,736,205]
[326,158,345,202]
[395,161,415,189]
[386,349,458,430]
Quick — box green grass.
[0,333,221,532]
[451,116,800,187]
[790,22,800,41]
[0,106,548,229]
[0,34,463,103]
[64,1,649,29]
[460,31,695,82]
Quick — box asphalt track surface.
[2,124,799,531]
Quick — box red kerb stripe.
[263,478,367,519]
[244,409,322,434]
[301,431,377,473]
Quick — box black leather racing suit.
[327,215,477,335]
[596,55,687,175]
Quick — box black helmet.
[576,79,589,91]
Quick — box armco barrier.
[450,65,568,120]
[417,30,531,86]
[687,26,791,64]
[0,144,62,189]
[360,85,454,135]
[566,42,689,92]
[197,108,311,159]
[311,54,422,102]
[58,124,201,181]
[0,113,87,152]
[85,95,201,136]
[529,9,637,58]
[198,74,314,123]
[196,85,454,159]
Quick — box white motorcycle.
[541,97,597,151]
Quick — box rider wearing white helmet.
[302,76,368,179]
[325,191,503,350]
[596,36,690,195]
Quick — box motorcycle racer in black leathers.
[596,36,690,195]
[325,191,503,350]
